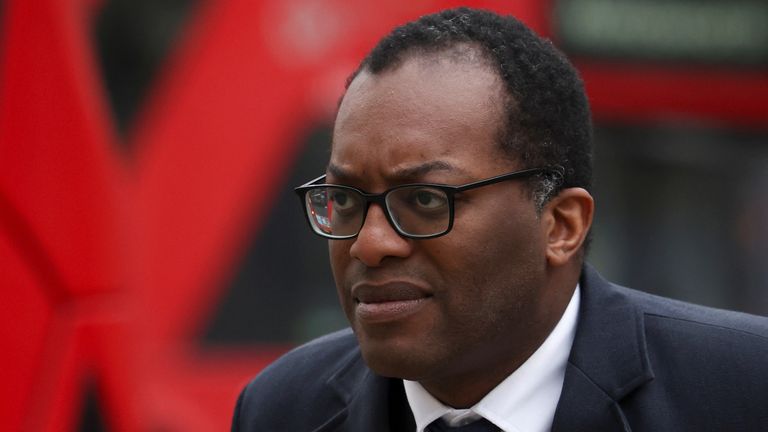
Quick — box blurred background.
[1,0,766,430]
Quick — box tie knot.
[426,417,500,432]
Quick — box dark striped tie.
[426,417,501,432]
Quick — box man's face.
[328,54,552,392]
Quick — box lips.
[352,281,433,323]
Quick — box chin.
[355,332,434,380]
[361,350,428,380]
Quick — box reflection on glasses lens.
[304,187,364,238]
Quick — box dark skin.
[328,50,594,408]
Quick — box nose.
[349,203,412,267]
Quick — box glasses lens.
[304,187,364,238]
[386,186,450,237]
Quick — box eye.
[409,188,448,210]
[330,189,358,211]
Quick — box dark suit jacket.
[232,265,768,431]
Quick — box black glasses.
[295,167,556,239]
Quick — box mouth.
[352,281,433,323]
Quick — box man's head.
[321,7,594,407]
[348,7,593,208]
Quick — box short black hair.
[345,7,593,205]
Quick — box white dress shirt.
[404,285,580,432]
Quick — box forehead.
[330,52,513,184]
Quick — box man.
[233,8,768,432]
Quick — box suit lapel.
[312,348,415,432]
[552,265,654,432]
[345,375,415,432]
[552,363,632,432]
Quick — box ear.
[541,188,594,267]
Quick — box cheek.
[328,241,354,306]
[328,239,353,271]
[437,204,545,307]
[448,201,544,265]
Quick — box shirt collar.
[404,284,581,432]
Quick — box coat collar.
[552,264,654,431]
[312,345,414,432]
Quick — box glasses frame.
[295,167,559,240]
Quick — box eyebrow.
[326,160,465,183]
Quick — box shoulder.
[232,328,362,431]
[578,264,768,387]
[581,265,768,346]
[598,276,768,399]
[614,286,768,424]
[575,267,768,429]
[617,283,768,343]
